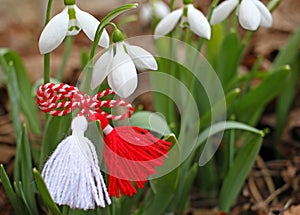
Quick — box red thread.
[36,83,172,198]
[36,83,133,120]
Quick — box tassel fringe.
[42,116,111,210]
[103,126,172,197]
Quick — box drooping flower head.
[39,0,109,54]
[154,0,211,39]
[91,28,158,98]
[139,0,170,25]
[210,0,272,31]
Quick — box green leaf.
[176,163,198,214]
[206,24,224,68]
[130,111,171,136]
[144,134,179,215]
[0,49,41,134]
[40,115,71,168]
[274,27,300,139]
[14,124,38,214]
[197,121,263,166]
[231,66,290,125]
[0,165,23,215]
[33,168,62,215]
[200,88,240,128]
[216,30,241,88]
[15,181,36,215]
[219,135,263,212]
[197,121,263,149]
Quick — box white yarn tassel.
[42,116,111,210]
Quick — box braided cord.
[36,83,134,121]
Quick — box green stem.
[195,0,220,52]
[89,3,138,60]
[170,0,176,11]
[62,205,69,215]
[44,54,50,83]
[43,0,54,84]
[79,4,137,93]
[207,0,220,21]
[56,36,73,81]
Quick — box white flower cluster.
[39,0,272,98]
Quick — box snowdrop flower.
[91,29,158,98]
[154,0,211,39]
[210,0,272,31]
[139,0,170,25]
[39,1,109,54]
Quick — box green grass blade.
[0,49,41,134]
[16,124,38,214]
[206,24,224,69]
[216,30,241,88]
[144,134,179,214]
[219,135,263,212]
[0,164,22,214]
[15,181,36,215]
[176,163,198,214]
[273,27,300,139]
[197,121,263,149]
[231,65,290,125]
[13,181,31,215]
[198,121,263,166]
[33,168,62,215]
[200,88,240,128]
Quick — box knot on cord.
[36,83,134,126]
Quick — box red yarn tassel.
[93,114,172,198]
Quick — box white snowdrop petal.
[253,0,272,27]
[154,1,170,18]
[38,7,69,54]
[187,5,211,39]
[238,0,260,30]
[140,3,152,24]
[74,5,109,48]
[154,9,183,39]
[127,45,158,70]
[108,44,137,98]
[210,0,239,25]
[91,48,114,89]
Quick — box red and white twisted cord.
[36,83,134,121]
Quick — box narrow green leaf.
[219,135,263,212]
[197,121,263,149]
[144,134,179,215]
[13,181,32,215]
[130,111,171,136]
[216,30,241,88]
[15,181,36,215]
[206,24,224,68]
[14,124,38,214]
[268,0,282,12]
[33,168,62,215]
[274,27,300,139]
[231,66,290,125]
[0,165,21,213]
[200,88,240,128]
[177,163,198,214]
[0,49,41,134]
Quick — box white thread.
[42,116,111,210]
[102,125,113,135]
